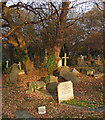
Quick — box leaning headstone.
[60,66,81,83]
[57,57,62,68]
[6,63,20,84]
[93,73,104,79]
[29,81,46,92]
[36,81,46,89]
[47,75,58,93]
[57,81,74,103]
[38,106,46,114]
[50,75,58,83]
[15,110,35,118]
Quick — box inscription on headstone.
[57,81,74,103]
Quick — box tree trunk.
[53,2,70,61]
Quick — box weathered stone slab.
[50,75,58,83]
[60,66,81,83]
[6,63,20,84]
[15,110,35,118]
[47,75,58,93]
[29,81,46,92]
[57,81,74,103]
[38,106,46,114]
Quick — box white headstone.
[38,106,46,114]
[62,53,69,66]
[6,60,9,68]
[57,81,74,104]
[57,58,62,68]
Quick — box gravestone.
[38,106,46,114]
[62,53,69,66]
[6,60,9,69]
[93,73,104,79]
[57,81,74,103]
[15,110,35,118]
[57,57,62,68]
[6,63,20,84]
[47,75,58,93]
[60,66,81,83]
[87,69,95,75]
[29,81,46,92]
[78,55,87,67]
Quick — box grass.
[61,99,103,109]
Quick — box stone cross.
[18,62,21,70]
[6,60,9,68]
[62,53,69,66]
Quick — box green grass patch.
[61,99,103,109]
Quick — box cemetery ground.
[2,66,104,119]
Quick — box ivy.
[45,52,57,74]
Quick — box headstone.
[6,63,20,84]
[57,81,74,104]
[78,55,87,67]
[71,68,80,75]
[29,81,46,92]
[18,70,25,75]
[93,73,104,79]
[57,57,62,68]
[60,66,81,83]
[15,110,35,118]
[38,106,46,114]
[62,53,69,66]
[50,75,58,83]
[47,75,58,93]
[6,60,9,69]
[87,69,95,75]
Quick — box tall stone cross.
[62,53,69,66]
[18,62,21,70]
[6,60,9,68]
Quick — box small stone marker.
[57,81,74,104]
[18,62,21,70]
[62,53,69,66]
[38,106,46,114]
[6,60,9,69]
